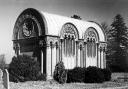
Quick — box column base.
[47,75,53,80]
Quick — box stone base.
[47,75,53,80]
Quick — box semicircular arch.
[84,27,99,42]
[60,23,79,40]
[13,8,47,40]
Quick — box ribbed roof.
[41,11,106,41]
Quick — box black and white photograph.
[0,0,128,89]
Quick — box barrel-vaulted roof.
[13,8,106,42]
[42,12,106,41]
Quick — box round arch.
[60,23,79,40]
[84,27,99,43]
[13,8,47,40]
[88,21,107,42]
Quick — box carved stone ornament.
[84,27,98,42]
[61,23,78,39]
[16,14,39,38]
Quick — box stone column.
[52,43,56,75]
[60,39,63,61]
[84,42,87,67]
[96,43,99,68]
[50,42,53,76]
[64,36,66,56]
[101,47,104,69]
[75,41,78,67]
[69,36,71,56]
[46,43,52,79]
[39,40,44,74]
[103,46,106,68]
[56,42,59,64]
[80,44,83,67]
[41,51,43,74]
[78,42,80,67]
[99,46,102,68]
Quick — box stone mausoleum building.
[13,8,107,79]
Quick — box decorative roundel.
[15,14,40,38]
[22,18,34,37]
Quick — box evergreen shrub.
[8,55,45,82]
[66,67,86,83]
[53,61,67,84]
[85,66,105,83]
[101,68,111,81]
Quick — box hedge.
[53,63,112,84]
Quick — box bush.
[84,66,105,83]
[67,67,86,83]
[53,61,67,84]
[53,64,111,84]
[8,54,45,82]
[66,66,110,83]
[101,68,111,81]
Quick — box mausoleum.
[13,8,107,79]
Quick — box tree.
[108,14,128,72]
[101,22,110,37]
[101,22,111,68]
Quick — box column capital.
[39,40,47,47]
[55,42,59,48]
[79,44,84,50]
[84,41,87,44]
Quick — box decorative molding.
[14,14,41,39]
[60,23,78,40]
[98,43,107,52]
[84,27,99,42]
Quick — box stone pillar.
[50,42,53,76]
[39,40,44,74]
[103,46,106,68]
[96,43,99,68]
[52,43,56,75]
[80,44,83,67]
[69,36,71,56]
[75,41,78,67]
[64,36,66,56]
[60,39,63,61]
[56,42,59,64]
[46,44,52,79]
[101,47,104,69]
[78,42,80,67]
[99,46,102,68]
[41,51,43,74]
[84,42,87,67]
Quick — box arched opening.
[60,23,78,69]
[84,27,99,67]
[13,8,47,74]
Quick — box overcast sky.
[0,0,128,63]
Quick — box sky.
[0,0,128,64]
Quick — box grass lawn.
[8,80,128,89]
[2,73,128,89]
